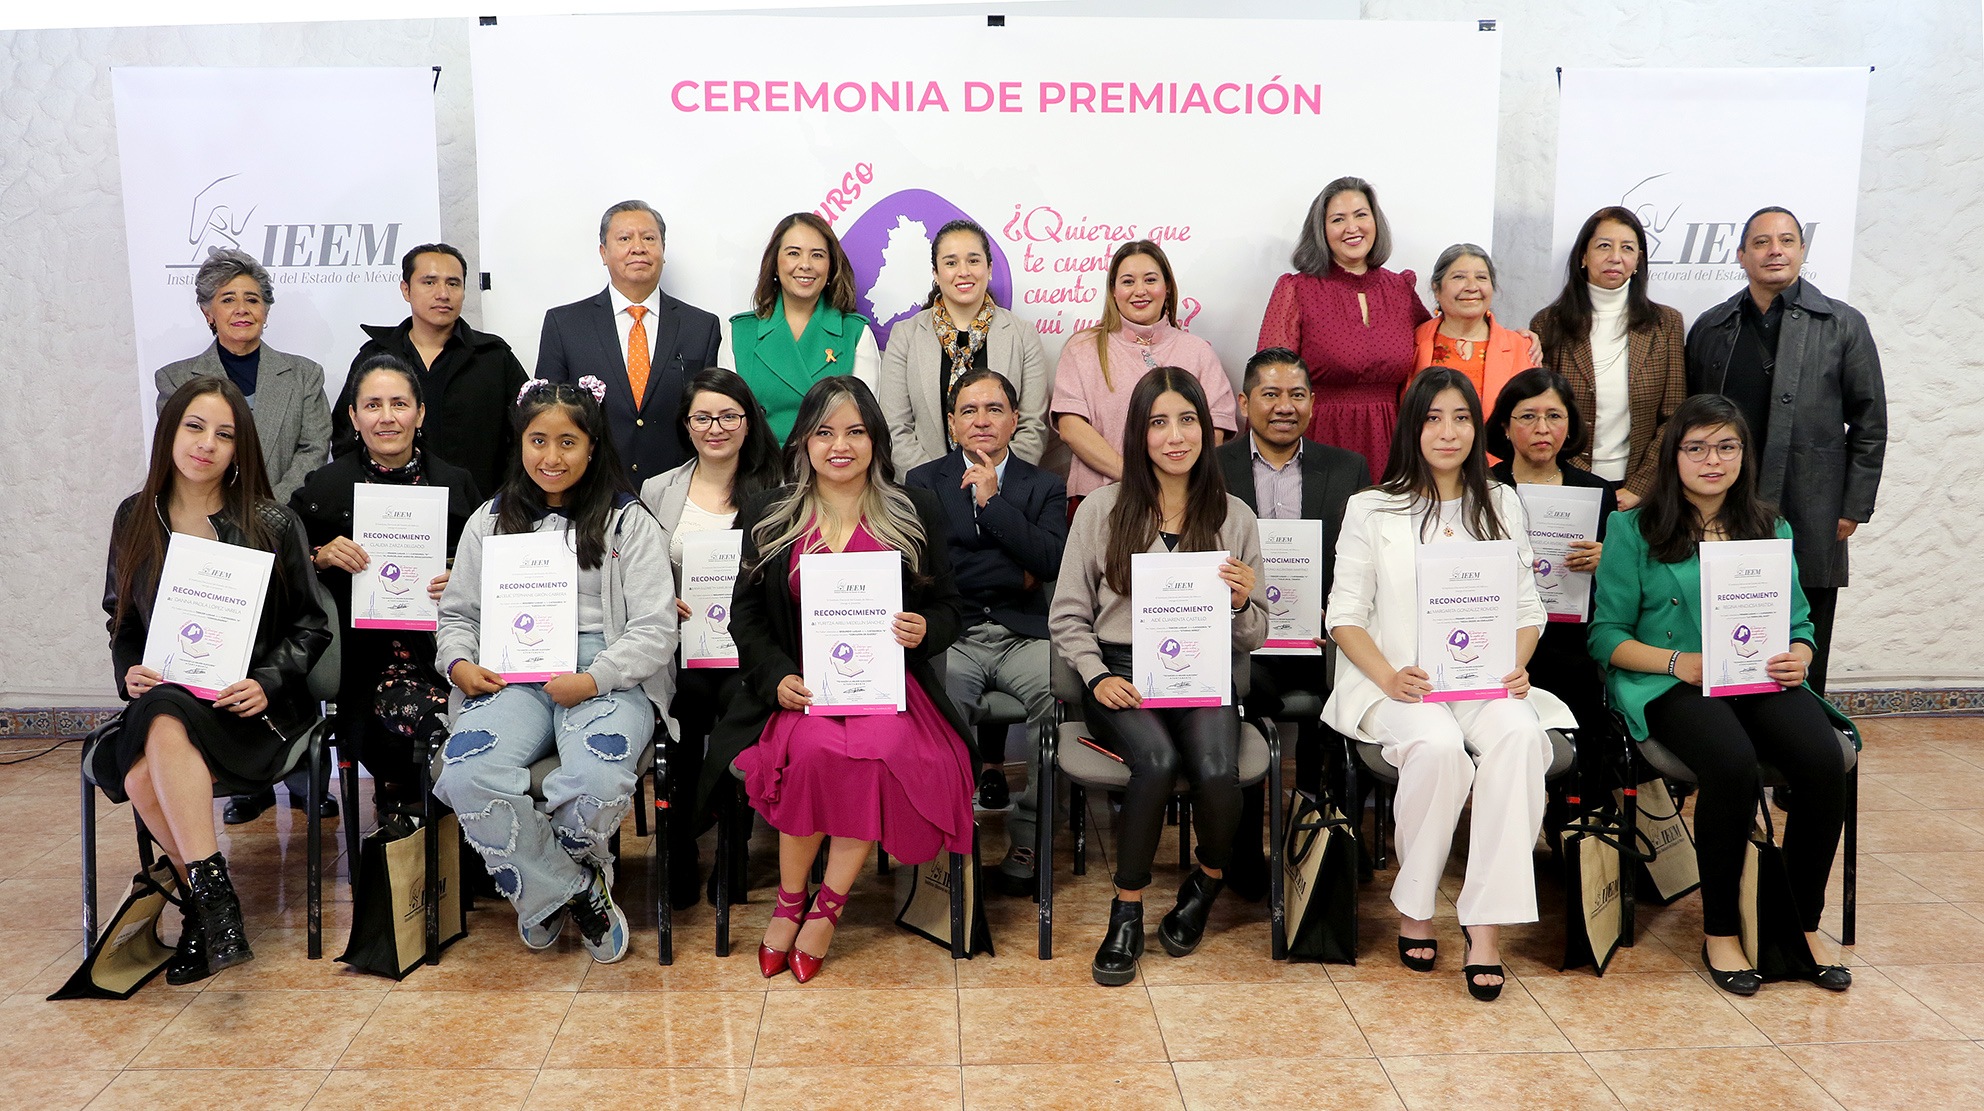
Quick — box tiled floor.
[4,715,1984,1109]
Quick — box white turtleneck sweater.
[1587,282,1631,482]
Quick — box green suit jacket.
[727,304,878,442]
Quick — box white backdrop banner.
[113,67,443,435]
[1552,68,1870,326]
[471,15,1501,378]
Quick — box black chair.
[1037,652,1286,960]
[1620,723,1859,947]
[81,580,344,960]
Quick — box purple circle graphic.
[838,189,1013,348]
[706,603,727,622]
[1265,585,1281,604]
[1533,557,1552,577]
[1448,628,1471,650]
[180,621,204,642]
[1159,638,1182,658]
[832,642,854,662]
[514,613,535,633]
[1732,624,1752,644]
[379,562,401,581]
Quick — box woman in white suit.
[1324,366,1575,1001]
[879,219,1049,469]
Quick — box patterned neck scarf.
[363,446,425,486]
[933,299,996,390]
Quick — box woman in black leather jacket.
[102,376,332,985]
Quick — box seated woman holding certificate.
[1324,367,1573,1002]
[102,376,333,984]
[639,367,784,908]
[1487,368,1617,788]
[1049,366,1269,988]
[701,375,974,984]
[433,379,677,965]
[1588,393,1852,997]
[291,355,480,819]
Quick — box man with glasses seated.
[906,369,1068,895]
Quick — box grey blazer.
[154,341,331,504]
[879,304,1050,470]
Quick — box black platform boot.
[185,852,254,972]
[163,892,212,986]
[1157,869,1225,957]
[1092,898,1145,987]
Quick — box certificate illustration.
[1515,484,1603,623]
[1132,550,1232,707]
[351,485,449,630]
[799,550,906,715]
[1700,538,1792,697]
[479,532,578,682]
[142,533,275,700]
[680,530,743,669]
[1255,519,1323,655]
[1415,540,1519,702]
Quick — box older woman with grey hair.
[1412,243,1542,411]
[155,248,331,504]
[155,248,336,823]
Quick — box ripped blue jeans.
[433,633,653,929]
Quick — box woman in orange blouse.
[1412,244,1537,409]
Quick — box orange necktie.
[625,305,651,407]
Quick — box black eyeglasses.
[688,412,745,431]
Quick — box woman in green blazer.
[1589,394,1853,997]
[725,213,880,442]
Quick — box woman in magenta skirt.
[701,375,976,983]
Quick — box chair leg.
[422,748,443,966]
[878,848,892,876]
[949,851,967,960]
[653,757,671,967]
[81,773,98,955]
[337,746,362,897]
[1843,762,1858,947]
[307,737,324,960]
[1038,758,1055,961]
[1267,727,1287,961]
[714,783,736,958]
[1071,783,1089,876]
[1374,786,1393,872]
[1619,783,1638,949]
[633,765,650,839]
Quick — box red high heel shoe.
[789,882,848,984]
[758,886,810,978]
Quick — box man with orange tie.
[537,200,723,484]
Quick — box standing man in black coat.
[333,243,528,497]
[537,200,723,486]
[906,369,1068,895]
[1216,348,1370,897]
[1686,207,1887,694]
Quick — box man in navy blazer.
[906,369,1068,894]
[536,200,722,485]
[1216,348,1371,896]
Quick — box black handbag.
[1739,791,1821,982]
[1281,787,1358,964]
[1559,802,1648,975]
[894,838,994,957]
[337,813,466,979]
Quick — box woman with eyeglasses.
[1590,393,1853,997]
[1051,240,1239,502]
[639,368,785,907]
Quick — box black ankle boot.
[185,852,253,972]
[1157,869,1225,957]
[1092,898,1145,987]
[163,896,213,986]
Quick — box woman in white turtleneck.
[1529,207,1687,509]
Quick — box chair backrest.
[1049,648,1085,710]
[305,574,341,704]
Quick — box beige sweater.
[1049,484,1270,695]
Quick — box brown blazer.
[1529,302,1686,497]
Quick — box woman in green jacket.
[725,213,880,441]
[1589,393,1852,997]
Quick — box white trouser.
[1363,697,1552,926]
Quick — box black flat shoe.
[1808,964,1853,992]
[1702,944,1762,997]
[287,791,339,819]
[1461,926,1504,1002]
[1397,935,1438,972]
[1092,898,1145,987]
[1158,869,1225,957]
[223,788,276,825]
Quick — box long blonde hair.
[1077,239,1179,392]
[749,376,929,582]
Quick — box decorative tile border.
[3,689,1982,740]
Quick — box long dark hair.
[923,219,994,310]
[1637,394,1780,564]
[112,376,281,633]
[751,212,857,318]
[1103,367,1229,596]
[495,382,633,570]
[674,367,782,507]
[336,353,425,458]
[1487,366,1586,461]
[1538,206,1663,342]
[1380,367,1507,542]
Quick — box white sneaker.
[520,907,566,951]
[567,865,629,964]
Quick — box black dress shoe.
[1808,964,1853,992]
[1092,898,1145,987]
[1702,944,1762,997]
[287,791,339,819]
[164,900,213,986]
[976,768,1011,811]
[1157,869,1225,957]
[222,788,277,825]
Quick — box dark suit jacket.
[1215,434,1370,605]
[697,485,975,818]
[536,286,722,486]
[1685,279,1886,588]
[906,451,1068,640]
[334,318,528,497]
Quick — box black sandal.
[1397,934,1437,972]
[1460,926,1504,1002]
